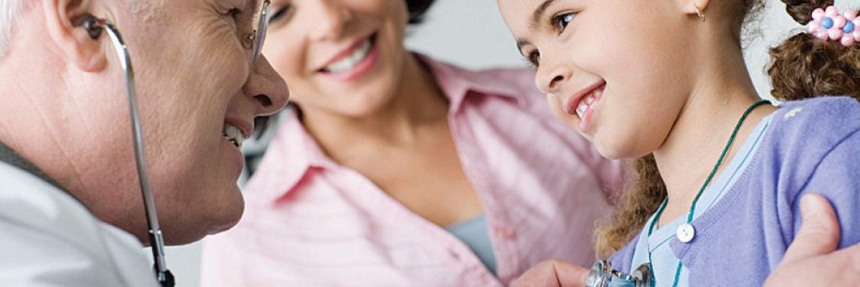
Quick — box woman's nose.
[307,0,353,42]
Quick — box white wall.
[155,1,818,286]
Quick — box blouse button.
[449,250,461,261]
[496,226,516,240]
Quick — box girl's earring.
[694,4,706,22]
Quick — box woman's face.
[262,0,411,117]
[498,0,701,159]
[85,0,289,244]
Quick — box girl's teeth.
[327,40,372,73]
[576,91,602,120]
[577,102,588,119]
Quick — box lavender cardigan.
[610,96,860,286]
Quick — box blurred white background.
[152,0,833,286]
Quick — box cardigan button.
[676,223,696,243]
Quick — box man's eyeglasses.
[248,0,271,64]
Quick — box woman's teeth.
[326,39,372,73]
[222,123,245,148]
[576,88,603,119]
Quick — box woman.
[0,0,289,285]
[201,0,622,285]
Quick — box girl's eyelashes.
[527,50,541,67]
[550,12,576,33]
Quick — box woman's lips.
[319,34,379,82]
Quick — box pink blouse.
[201,56,623,286]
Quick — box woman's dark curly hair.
[407,0,436,24]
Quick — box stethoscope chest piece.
[586,259,653,287]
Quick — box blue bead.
[823,17,834,29]
[845,21,855,33]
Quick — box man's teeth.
[222,123,244,148]
[326,39,372,73]
[576,88,603,119]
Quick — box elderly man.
[0,0,287,286]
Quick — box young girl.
[200,0,623,286]
[498,0,860,286]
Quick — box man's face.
[77,0,289,244]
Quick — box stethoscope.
[585,259,653,287]
[76,2,270,286]
[78,15,174,287]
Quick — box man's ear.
[42,0,107,72]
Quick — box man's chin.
[161,197,245,245]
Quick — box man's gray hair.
[0,0,26,59]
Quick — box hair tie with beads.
[807,6,859,47]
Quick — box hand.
[764,193,860,287]
[511,259,589,287]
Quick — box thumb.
[781,193,841,263]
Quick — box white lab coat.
[0,161,159,287]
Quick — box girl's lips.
[563,82,606,133]
[563,80,607,116]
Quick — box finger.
[782,193,841,263]
[552,260,589,287]
[511,262,562,287]
[841,239,860,273]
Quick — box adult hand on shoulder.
[764,193,860,287]
[511,259,589,287]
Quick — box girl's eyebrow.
[515,0,558,54]
[531,0,558,29]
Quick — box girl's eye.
[269,5,294,24]
[552,13,575,32]
[528,50,541,67]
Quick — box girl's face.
[499,0,702,159]
[263,0,410,117]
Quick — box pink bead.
[826,6,839,18]
[841,36,855,47]
[813,8,826,20]
[845,10,857,21]
[808,21,821,33]
[854,30,860,41]
[817,31,830,40]
[834,15,847,29]
[829,29,843,40]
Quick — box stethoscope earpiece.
[82,15,105,40]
